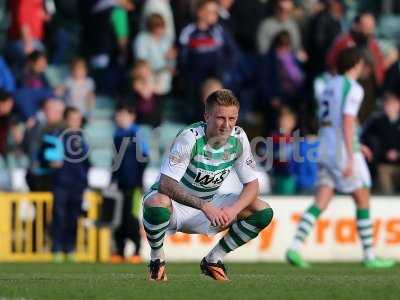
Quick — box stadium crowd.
[0,0,400,260]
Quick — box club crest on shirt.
[223,149,231,161]
[246,156,256,169]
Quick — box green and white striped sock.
[143,207,171,261]
[206,208,273,263]
[290,205,321,251]
[357,208,375,261]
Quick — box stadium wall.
[141,196,400,262]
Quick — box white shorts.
[142,191,239,236]
[316,152,371,193]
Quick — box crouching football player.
[142,89,273,281]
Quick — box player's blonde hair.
[205,89,240,112]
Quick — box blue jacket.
[53,130,90,191]
[179,23,238,86]
[113,123,149,189]
[0,57,15,93]
[291,138,319,191]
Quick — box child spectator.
[111,103,149,263]
[271,106,297,195]
[291,130,319,194]
[52,107,90,262]
[134,13,176,95]
[18,50,49,89]
[126,60,162,127]
[259,30,305,110]
[59,58,96,120]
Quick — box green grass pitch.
[0,263,399,300]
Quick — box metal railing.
[0,191,110,262]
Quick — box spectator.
[383,51,400,95]
[111,103,149,263]
[0,89,23,162]
[111,0,135,66]
[125,60,162,127]
[7,0,48,70]
[291,131,319,194]
[326,12,386,121]
[257,0,303,56]
[0,89,16,189]
[80,0,125,94]
[259,30,305,132]
[14,51,52,121]
[362,93,400,194]
[134,13,176,95]
[0,90,16,156]
[17,50,49,89]
[0,56,16,93]
[52,107,90,263]
[270,106,297,195]
[141,0,175,43]
[229,0,269,123]
[179,0,237,121]
[305,0,344,80]
[201,77,223,105]
[49,0,81,64]
[22,99,65,191]
[58,58,96,120]
[230,0,269,54]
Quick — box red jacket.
[326,33,385,85]
[9,0,45,40]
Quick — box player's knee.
[248,204,274,229]
[144,193,172,208]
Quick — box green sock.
[357,208,375,260]
[206,208,273,262]
[290,205,321,250]
[143,207,171,261]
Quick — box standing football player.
[286,47,396,269]
[142,89,273,281]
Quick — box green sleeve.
[110,7,129,39]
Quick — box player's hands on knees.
[221,206,238,226]
[201,202,229,227]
